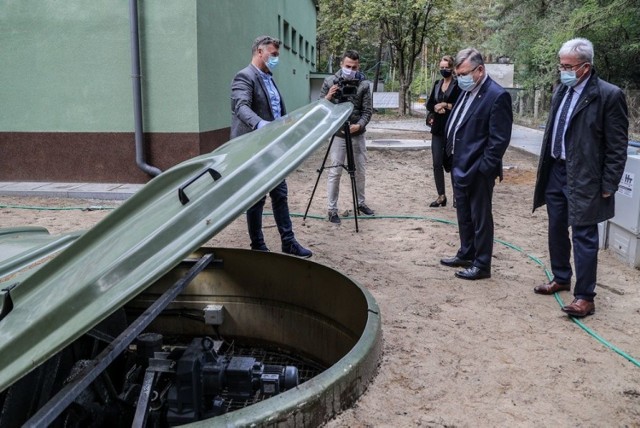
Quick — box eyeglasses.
[456,65,478,77]
[557,62,587,71]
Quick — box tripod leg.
[303,134,336,222]
[343,122,359,233]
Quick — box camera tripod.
[303,121,360,232]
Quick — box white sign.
[618,171,634,197]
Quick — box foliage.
[316,0,640,116]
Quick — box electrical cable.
[2,204,639,367]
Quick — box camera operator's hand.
[325,84,339,100]
[349,123,361,134]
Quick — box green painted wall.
[196,0,318,132]
[0,0,317,134]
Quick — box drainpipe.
[129,0,161,177]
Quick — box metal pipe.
[129,0,161,177]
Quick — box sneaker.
[282,241,312,258]
[328,211,341,224]
[358,204,375,216]
[251,244,270,252]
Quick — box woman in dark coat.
[426,55,461,207]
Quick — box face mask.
[266,55,279,70]
[440,69,452,78]
[457,74,476,92]
[342,67,355,78]
[560,70,578,87]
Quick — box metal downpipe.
[129,0,161,177]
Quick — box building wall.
[0,0,317,183]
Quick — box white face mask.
[342,67,355,78]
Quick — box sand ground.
[1,116,639,427]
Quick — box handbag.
[426,112,435,126]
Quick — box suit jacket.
[426,78,461,136]
[532,70,628,226]
[447,76,513,187]
[230,64,286,139]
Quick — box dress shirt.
[447,73,489,154]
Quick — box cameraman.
[319,50,374,225]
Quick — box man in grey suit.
[230,35,312,258]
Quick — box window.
[291,28,297,53]
[282,20,290,49]
[299,35,304,58]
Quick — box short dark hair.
[342,50,360,61]
[252,35,281,54]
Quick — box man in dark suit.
[532,38,628,317]
[440,48,513,280]
[230,35,312,258]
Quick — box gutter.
[129,0,161,177]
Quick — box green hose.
[2,204,639,367]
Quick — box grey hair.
[252,35,281,54]
[455,48,484,69]
[558,38,594,64]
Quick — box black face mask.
[440,69,452,78]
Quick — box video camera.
[333,76,360,103]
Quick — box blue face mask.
[560,70,578,87]
[559,63,587,87]
[457,74,476,92]
[266,55,279,70]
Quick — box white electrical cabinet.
[607,222,640,268]
[611,154,640,234]
[607,154,640,268]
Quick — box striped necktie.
[552,88,574,159]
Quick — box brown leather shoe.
[561,299,595,317]
[533,281,570,295]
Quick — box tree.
[355,0,449,115]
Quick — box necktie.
[446,92,469,156]
[552,88,574,159]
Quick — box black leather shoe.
[440,256,473,268]
[455,266,491,280]
[429,195,447,207]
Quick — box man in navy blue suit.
[440,48,513,280]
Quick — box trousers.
[246,180,295,248]
[545,160,598,300]
[453,172,495,271]
[431,133,447,196]
[327,133,367,212]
